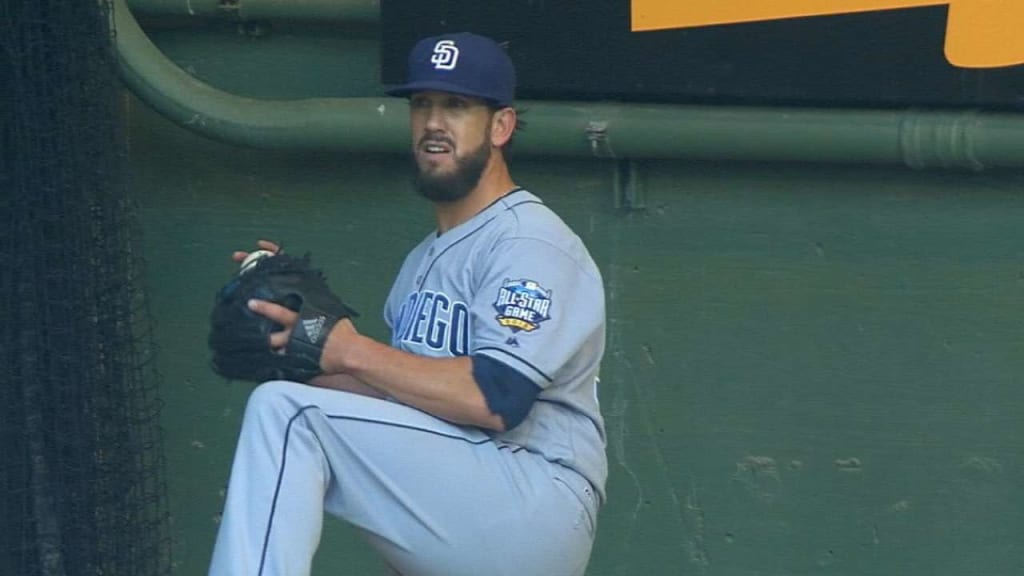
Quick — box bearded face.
[408,92,497,203]
[412,128,491,203]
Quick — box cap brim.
[386,80,509,106]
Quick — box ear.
[489,107,517,148]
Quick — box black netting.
[1,1,172,575]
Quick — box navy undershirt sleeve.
[471,354,542,430]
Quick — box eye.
[445,97,471,110]
[410,96,431,109]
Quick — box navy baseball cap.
[387,32,516,107]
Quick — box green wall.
[131,22,1023,575]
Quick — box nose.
[423,103,445,131]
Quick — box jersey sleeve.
[469,236,604,388]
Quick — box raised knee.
[244,379,305,419]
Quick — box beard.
[412,137,491,203]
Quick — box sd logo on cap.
[387,32,516,107]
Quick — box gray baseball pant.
[208,380,598,576]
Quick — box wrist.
[320,318,358,374]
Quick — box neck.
[434,154,515,234]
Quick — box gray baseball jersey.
[385,188,608,501]
[209,188,606,576]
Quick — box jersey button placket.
[416,243,437,287]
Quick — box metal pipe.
[113,0,1024,170]
[126,0,225,18]
[237,0,379,23]
[126,0,380,22]
[115,0,406,152]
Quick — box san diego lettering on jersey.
[394,290,470,356]
[494,279,552,333]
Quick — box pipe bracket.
[899,110,986,171]
[586,121,617,159]
[614,159,645,211]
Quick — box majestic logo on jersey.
[394,290,470,356]
[493,279,552,333]
[430,40,460,70]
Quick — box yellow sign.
[631,1,1024,68]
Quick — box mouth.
[418,136,454,157]
[416,143,455,173]
[423,142,451,154]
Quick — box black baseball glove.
[208,252,358,383]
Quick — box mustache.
[418,132,454,148]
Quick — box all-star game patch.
[493,278,552,333]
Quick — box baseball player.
[208,32,607,576]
